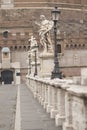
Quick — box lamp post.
[28,51,31,75]
[33,45,38,77]
[51,7,62,79]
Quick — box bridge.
[0,83,62,130]
[0,76,87,130]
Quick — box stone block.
[46,105,53,113]
[81,68,87,85]
[44,102,48,109]
[55,114,65,126]
[63,123,73,130]
[50,109,58,119]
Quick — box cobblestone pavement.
[0,84,17,130]
[20,84,62,130]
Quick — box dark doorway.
[1,70,13,84]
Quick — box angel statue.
[28,35,38,49]
[28,35,38,62]
[35,15,53,53]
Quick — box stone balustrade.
[26,76,87,130]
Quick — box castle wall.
[0,1,87,77]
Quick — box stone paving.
[20,84,62,130]
[0,84,62,130]
[0,84,17,130]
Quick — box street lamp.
[51,7,62,79]
[28,51,31,75]
[33,45,38,77]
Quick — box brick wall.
[0,1,87,77]
[13,0,87,8]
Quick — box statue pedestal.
[39,52,54,78]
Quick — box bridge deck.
[0,84,62,130]
[0,84,17,130]
[19,84,62,130]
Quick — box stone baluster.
[55,88,65,126]
[28,77,30,89]
[50,86,58,118]
[33,80,38,98]
[44,83,48,109]
[31,80,35,95]
[29,78,32,92]
[63,92,73,130]
[40,82,43,104]
[36,81,40,101]
[30,79,32,91]
[38,81,42,103]
[47,84,53,113]
[41,83,45,106]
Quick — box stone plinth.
[63,85,87,130]
[81,68,87,85]
[39,53,54,78]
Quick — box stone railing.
[26,76,87,130]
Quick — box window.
[3,31,8,38]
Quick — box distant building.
[0,0,87,83]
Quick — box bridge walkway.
[0,84,62,130]
[19,84,62,130]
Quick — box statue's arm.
[35,21,41,26]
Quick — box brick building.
[0,0,87,83]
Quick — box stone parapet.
[26,76,87,130]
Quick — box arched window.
[23,46,26,50]
[66,44,69,48]
[83,44,85,47]
[0,46,2,50]
[19,46,22,50]
[3,31,8,38]
[74,44,77,48]
[15,46,17,50]
[10,46,13,51]
[28,46,30,50]
[70,44,73,48]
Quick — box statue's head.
[40,15,46,20]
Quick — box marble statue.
[28,35,38,62]
[35,15,53,53]
[28,35,38,49]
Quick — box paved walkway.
[0,84,17,130]
[20,84,62,130]
[0,84,62,130]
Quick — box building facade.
[0,0,87,83]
